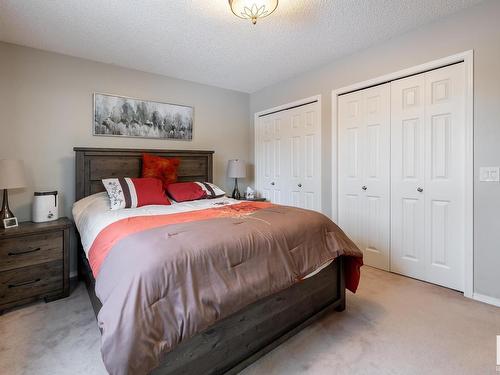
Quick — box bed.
[73,147,362,375]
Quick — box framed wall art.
[93,93,193,140]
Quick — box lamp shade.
[227,159,246,179]
[0,159,27,189]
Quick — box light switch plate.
[479,167,500,182]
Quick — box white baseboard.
[472,293,500,307]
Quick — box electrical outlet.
[479,167,500,182]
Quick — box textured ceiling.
[0,0,484,93]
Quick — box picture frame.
[93,92,194,141]
[3,217,18,229]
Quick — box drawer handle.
[8,278,41,288]
[8,247,41,256]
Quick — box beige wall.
[0,42,250,274]
[250,0,500,299]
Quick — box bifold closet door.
[256,101,321,211]
[390,63,466,291]
[390,73,426,280]
[285,104,321,211]
[257,112,285,204]
[338,84,391,270]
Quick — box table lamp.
[0,159,27,224]
[227,159,246,199]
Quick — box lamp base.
[0,189,15,221]
[231,178,241,200]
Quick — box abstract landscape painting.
[94,93,193,140]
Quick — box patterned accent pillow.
[166,182,226,202]
[102,177,171,210]
[141,153,180,190]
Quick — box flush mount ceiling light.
[229,0,279,25]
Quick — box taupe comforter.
[92,203,362,374]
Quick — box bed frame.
[74,147,346,375]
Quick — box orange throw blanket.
[89,202,273,277]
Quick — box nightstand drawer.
[0,232,63,272]
[0,261,63,306]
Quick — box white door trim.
[331,51,474,298]
[254,95,322,118]
[254,94,322,209]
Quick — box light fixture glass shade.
[227,159,246,178]
[229,0,279,24]
[0,159,27,189]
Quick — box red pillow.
[167,182,226,202]
[142,153,180,190]
[102,177,171,210]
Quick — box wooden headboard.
[74,147,214,201]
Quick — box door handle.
[271,182,275,186]
[417,187,423,193]
[361,186,367,191]
[298,183,302,188]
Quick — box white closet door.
[338,90,365,253]
[423,64,465,291]
[286,103,321,211]
[391,63,465,291]
[257,114,284,204]
[390,74,426,279]
[256,100,321,212]
[338,84,391,270]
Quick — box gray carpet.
[0,281,104,375]
[0,267,498,375]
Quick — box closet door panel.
[304,106,321,211]
[362,84,391,270]
[259,118,273,201]
[338,92,365,252]
[285,103,321,211]
[272,119,283,204]
[338,84,390,270]
[258,115,285,204]
[288,110,305,208]
[257,100,321,211]
[289,134,302,204]
[424,64,465,291]
[390,63,466,291]
[390,75,426,278]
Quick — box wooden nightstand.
[0,218,72,313]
